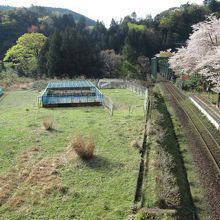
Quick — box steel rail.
[163,81,220,174]
[167,82,220,149]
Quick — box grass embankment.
[200,91,218,105]
[159,85,210,220]
[0,89,145,220]
[138,88,195,220]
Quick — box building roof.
[46,81,96,90]
[211,87,220,94]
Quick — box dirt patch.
[19,147,40,163]
[0,171,20,206]
[0,80,33,90]
[12,82,33,90]
[0,146,77,208]
[26,157,62,193]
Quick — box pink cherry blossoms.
[169,16,220,86]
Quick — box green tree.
[61,28,78,77]
[90,21,107,50]
[108,19,127,53]
[100,49,123,78]
[137,56,150,80]
[76,16,86,34]
[38,39,49,76]
[3,33,46,77]
[121,60,139,79]
[209,0,220,12]
[61,28,92,77]
[47,31,62,77]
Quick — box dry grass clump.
[70,135,95,160]
[131,139,142,150]
[43,118,53,130]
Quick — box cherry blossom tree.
[169,15,220,86]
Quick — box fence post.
[111,104,114,116]
[144,89,148,117]
[129,105,132,115]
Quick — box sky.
[0,0,204,27]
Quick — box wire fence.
[103,96,114,116]
[126,82,146,96]
[127,82,148,114]
[103,81,149,116]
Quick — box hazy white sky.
[1,0,204,26]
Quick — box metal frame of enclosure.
[39,81,104,108]
[0,87,3,97]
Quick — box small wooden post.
[111,104,114,116]
[129,105,132,114]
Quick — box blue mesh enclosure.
[0,87,3,96]
[40,80,103,106]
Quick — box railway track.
[196,95,220,119]
[162,81,220,175]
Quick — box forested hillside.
[1,1,220,79]
[0,5,95,59]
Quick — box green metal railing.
[158,58,173,80]
[150,57,173,80]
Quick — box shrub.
[71,135,95,160]
[176,74,202,91]
[43,118,53,130]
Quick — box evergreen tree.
[90,21,107,50]
[108,19,126,53]
[209,0,219,12]
[47,31,62,77]
[61,28,78,77]
[76,16,86,34]
[38,39,49,76]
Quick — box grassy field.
[0,89,145,220]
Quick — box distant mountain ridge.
[0,5,16,10]
[0,5,96,26]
